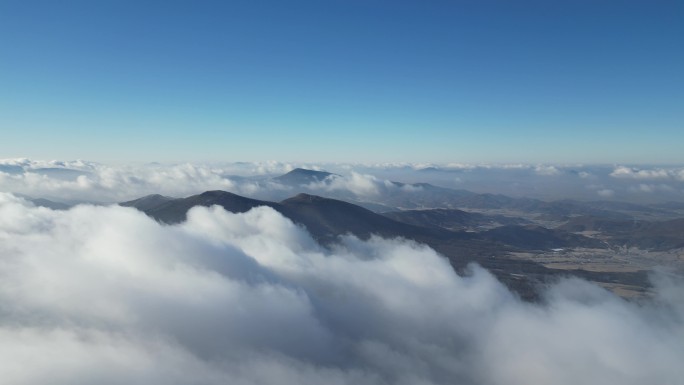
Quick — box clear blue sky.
[1,0,682,164]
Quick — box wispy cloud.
[597,189,615,198]
[534,165,562,176]
[610,166,684,180]
[631,184,676,193]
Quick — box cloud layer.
[610,166,684,181]
[0,194,683,384]
[0,159,297,203]
[1,158,684,205]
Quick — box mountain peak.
[120,194,175,211]
[198,190,240,198]
[273,168,336,185]
[286,193,329,203]
[286,168,330,175]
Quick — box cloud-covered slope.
[0,194,683,384]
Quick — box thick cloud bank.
[0,158,296,203]
[0,194,683,384]
[0,159,423,204]
[3,158,684,204]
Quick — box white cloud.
[0,195,682,384]
[0,159,404,204]
[3,159,684,206]
[597,189,615,198]
[0,162,234,202]
[610,166,675,180]
[675,169,684,182]
[534,165,561,176]
[0,158,98,171]
[0,159,308,203]
[304,172,423,198]
[327,172,382,196]
[631,184,676,193]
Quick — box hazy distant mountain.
[651,201,684,211]
[12,194,73,210]
[351,201,398,213]
[27,168,89,180]
[380,182,475,209]
[559,216,643,233]
[559,216,684,250]
[270,168,476,209]
[28,197,72,210]
[480,225,605,250]
[273,168,336,186]
[120,194,176,211]
[451,195,633,220]
[383,208,527,231]
[0,164,24,174]
[451,193,530,210]
[268,169,650,221]
[581,200,668,215]
[379,188,663,221]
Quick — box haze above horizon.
[1,0,682,164]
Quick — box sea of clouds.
[1,158,683,204]
[1,193,683,385]
[0,158,406,203]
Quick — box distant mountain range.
[14,167,683,299]
[27,197,72,210]
[383,208,529,231]
[120,188,658,300]
[13,165,684,220]
[559,216,684,250]
[118,168,684,255]
[267,169,676,221]
[122,190,279,225]
[122,190,458,244]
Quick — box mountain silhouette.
[121,190,651,300]
[273,168,336,186]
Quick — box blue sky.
[1,0,682,164]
